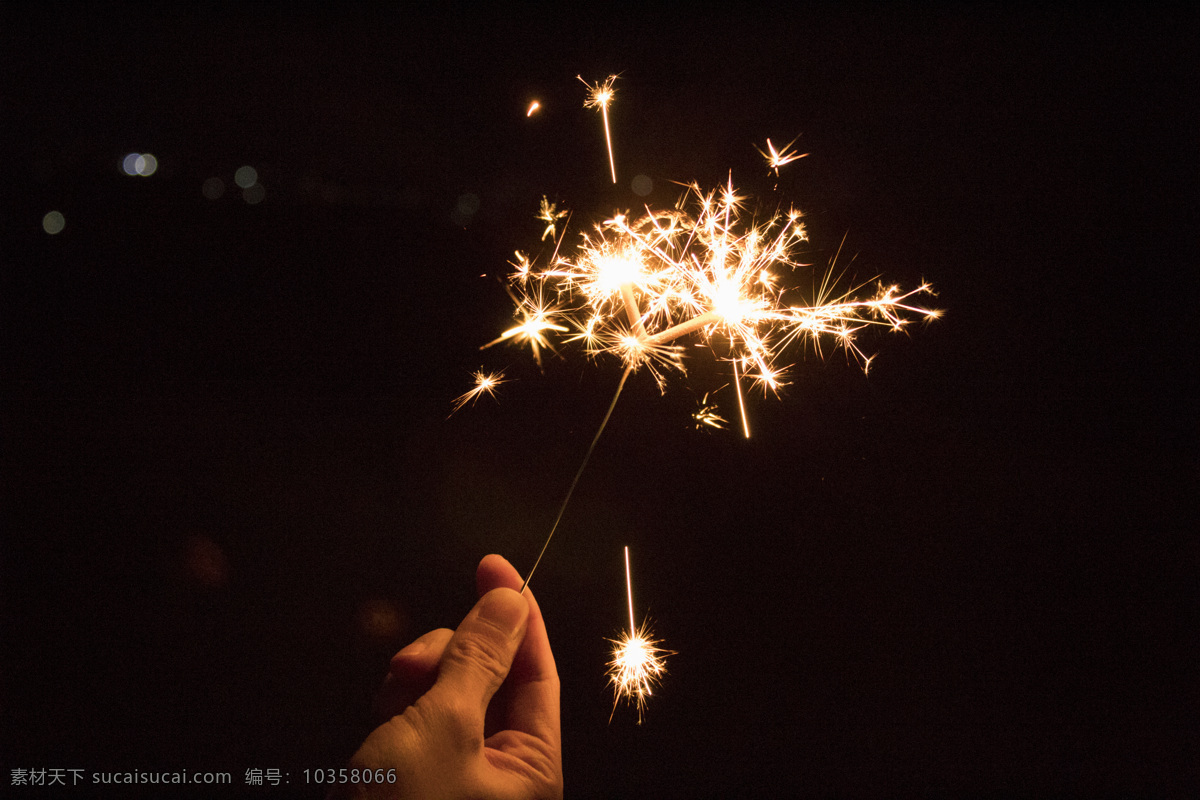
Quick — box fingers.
[374,628,453,722]
[475,555,561,748]
[430,587,529,724]
[390,628,453,677]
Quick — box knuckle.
[446,630,512,682]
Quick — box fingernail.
[478,588,527,637]
[396,640,426,659]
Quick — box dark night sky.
[3,7,1197,798]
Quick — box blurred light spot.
[242,183,265,204]
[42,210,65,235]
[451,192,480,226]
[122,152,159,176]
[356,596,406,642]
[526,100,541,117]
[184,535,230,588]
[631,174,653,197]
[234,165,258,189]
[135,153,158,176]
[202,176,225,199]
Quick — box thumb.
[432,587,530,721]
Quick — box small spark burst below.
[449,369,507,416]
[495,177,940,436]
[608,547,672,723]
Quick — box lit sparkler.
[607,546,671,723]
[579,74,619,184]
[465,78,940,723]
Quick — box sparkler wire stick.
[520,364,634,593]
[732,357,751,439]
[601,101,617,184]
[624,545,635,635]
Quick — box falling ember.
[526,100,541,117]
[693,392,728,430]
[449,369,508,417]
[579,74,619,184]
[608,546,672,724]
[537,196,569,242]
[755,135,808,176]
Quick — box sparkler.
[579,74,619,184]
[607,546,671,723]
[457,75,939,722]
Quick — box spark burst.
[607,547,671,723]
[491,177,939,437]
[579,74,619,184]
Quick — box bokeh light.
[121,152,158,176]
[631,174,653,197]
[234,165,258,189]
[202,177,225,199]
[42,210,65,235]
[451,192,480,226]
[242,183,265,205]
[355,596,406,642]
[183,535,230,588]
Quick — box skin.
[333,555,562,800]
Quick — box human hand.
[335,555,562,800]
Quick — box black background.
[4,6,1196,798]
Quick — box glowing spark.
[693,393,728,430]
[481,283,568,371]
[491,180,939,435]
[526,100,541,117]
[537,196,569,242]
[579,74,619,184]
[449,369,508,416]
[608,547,671,724]
[755,136,808,176]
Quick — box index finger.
[476,555,560,740]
